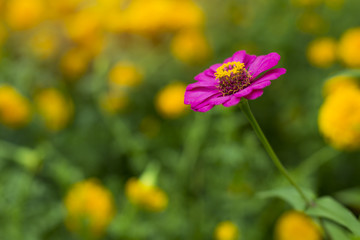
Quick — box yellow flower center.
[214,61,252,96]
[215,61,245,79]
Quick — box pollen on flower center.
[214,61,252,96]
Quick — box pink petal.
[186,81,218,91]
[248,52,281,78]
[209,63,222,73]
[252,68,286,84]
[184,82,218,104]
[244,90,264,100]
[184,79,224,112]
[223,95,241,107]
[209,95,231,105]
[233,86,255,98]
[224,56,233,63]
[194,72,216,82]
[192,104,216,112]
[184,88,219,105]
[250,81,272,90]
[204,69,215,77]
[191,92,223,111]
[231,50,257,66]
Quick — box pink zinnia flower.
[184,50,286,112]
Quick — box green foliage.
[258,187,315,211]
[0,0,360,239]
[324,221,352,240]
[306,197,360,236]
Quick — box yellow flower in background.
[99,91,128,114]
[307,37,337,68]
[95,0,121,8]
[95,0,126,33]
[79,32,106,58]
[60,48,91,79]
[103,9,123,33]
[171,29,211,65]
[322,75,358,96]
[319,86,360,150]
[338,27,360,68]
[35,88,73,131]
[214,221,240,240]
[64,8,102,44]
[167,0,205,31]
[125,177,168,212]
[108,62,143,88]
[155,82,188,119]
[64,179,115,237]
[48,0,83,17]
[114,0,204,34]
[6,0,45,30]
[0,85,31,128]
[275,211,322,240]
[29,28,59,60]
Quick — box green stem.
[239,99,312,206]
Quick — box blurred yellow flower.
[108,62,143,88]
[64,8,102,44]
[171,29,211,65]
[319,86,360,150]
[60,48,91,79]
[116,0,204,34]
[156,82,188,119]
[103,9,123,33]
[29,28,59,60]
[80,32,106,58]
[0,85,31,128]
[64,179,115,237]
[35,88,73,131]
[168,0,205,31]
[95,0,125,33]
[48,0,83,17]
[100,91,128,114]
[63,5,107,57]
[307,37,337,68]
[275,211,322,240]
[338,27,360,68]
[322,75,358,97]
[214,221,240,240]
[125,177,168,212]
[6,0,45,30]
[96,0,121,8]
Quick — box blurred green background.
[0,0,359,239]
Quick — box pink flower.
[184,50,286,112]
